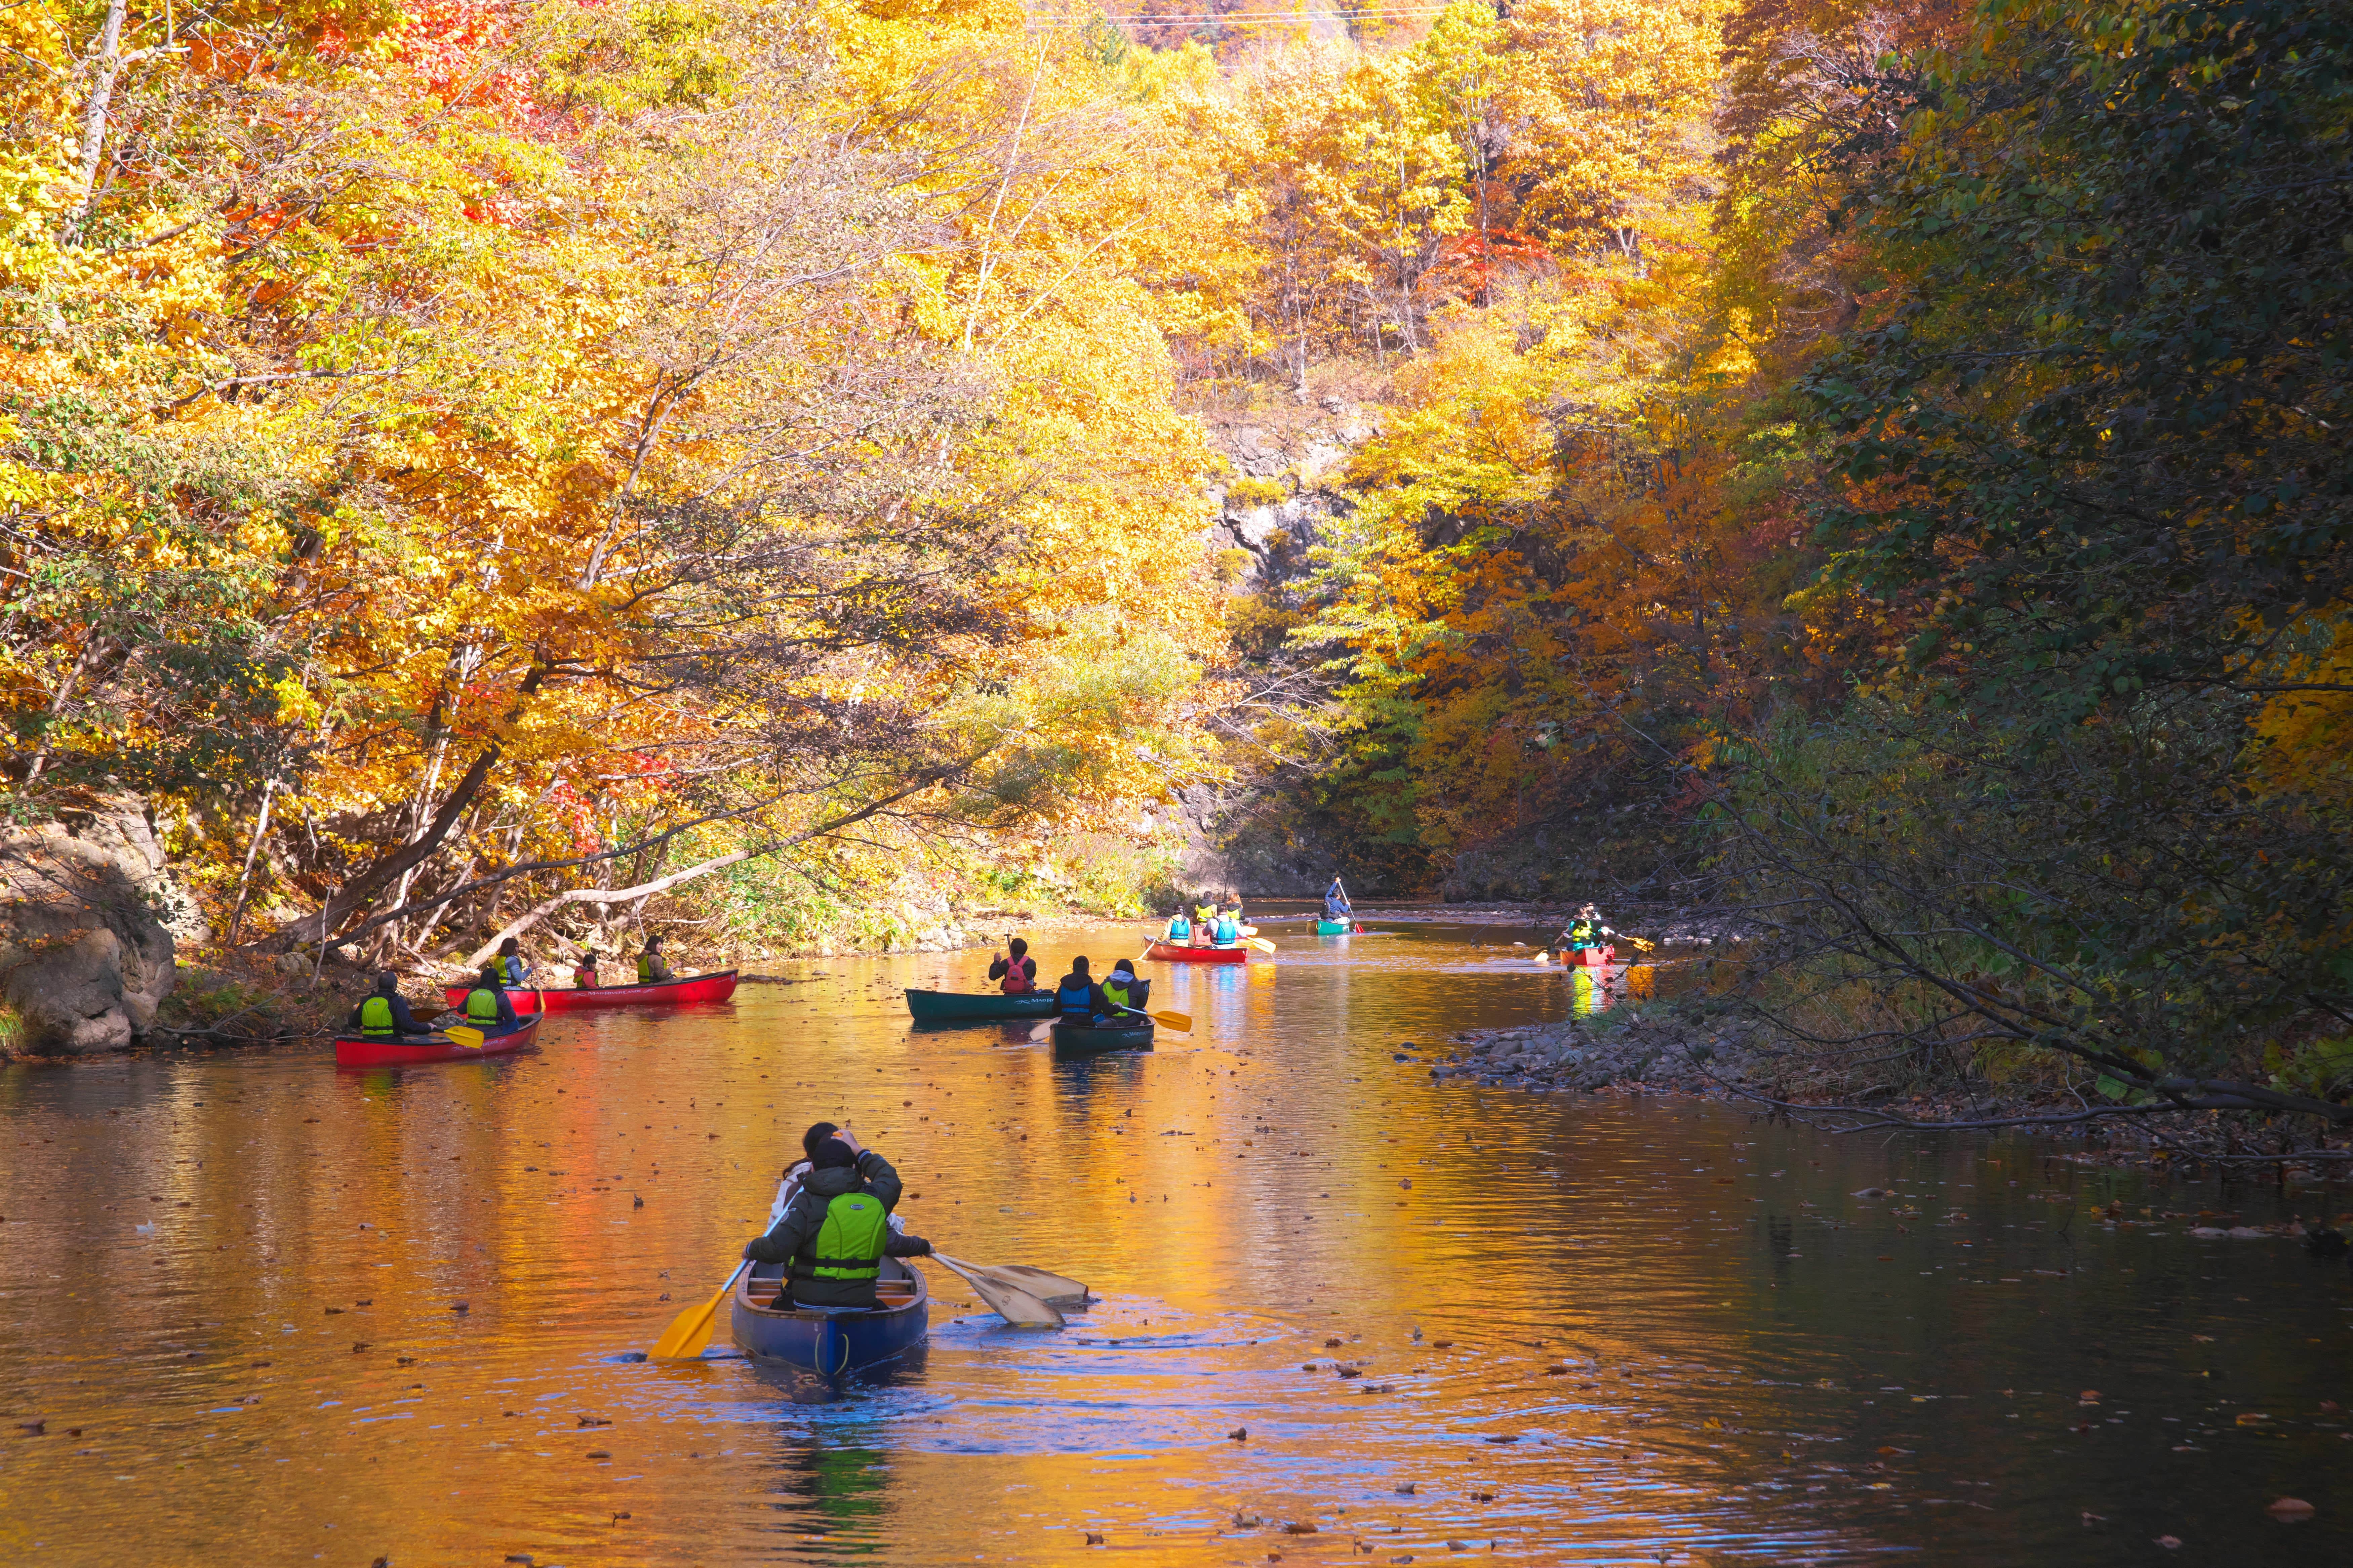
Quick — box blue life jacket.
[1056,979,1094,1017]
[1167,914,1191,939]
[1212,916,1240,944]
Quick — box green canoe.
[1316,917,1352,935]
[1050,1019,1154,1054]
[905,988,1055,1022]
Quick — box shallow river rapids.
[2,910,2348,1564]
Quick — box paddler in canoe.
[1101,958,1146,1013]
[1208,905,1245,950]
[988,936,1039,994]
[347,972,435,1042]
[1162,905,1195,946]
[1191,897,1218,946]
[635,934,675,985]
[1323,876,1352,923]
[572,946,602,987]
[458,965,522,1031]
[743,1125,933,1309]
[1053,956,1122,1025]
[1542,904,1615,963]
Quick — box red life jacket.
[1001,956,1036,995]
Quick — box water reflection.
[0,916,2345,1565]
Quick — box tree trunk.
[63,0,128,244]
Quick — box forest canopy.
[6,0,2350,1133]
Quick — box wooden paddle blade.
[982,1263,1090,1306]
[446,1026,485,1048]
[932,1254,1063,1328]
[650,1262,746,1359]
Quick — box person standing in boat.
[460,965,520,1030]
[636,935,675,984]
[348,972,433,1040]
[744,1127,931,1309]
[493,935,531,989]
[988,937,1038,994]
[1053,955,1115,1025]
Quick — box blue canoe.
[731,1256,929,1374]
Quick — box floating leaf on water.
[2267,1498,2316,1521]
[2155,1536,2183,1550]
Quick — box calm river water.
[2,911,2348,1565]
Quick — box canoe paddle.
[446,1025,485,1049]
[1247,936,1277,954]
[650,1259,750,1359]
[931,1252,1063,1327]
[974,1262,1090,1306]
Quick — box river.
[1,910,2347,1564]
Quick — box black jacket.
[743,1151,923,1306]
[346,992,428,1036]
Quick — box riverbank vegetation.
[6,0,2350,1150]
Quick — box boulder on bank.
[2,796,203,1057]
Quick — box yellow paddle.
[650,1260,750,1359]
[1247,936,1277,954]
[446,1025,485,1049]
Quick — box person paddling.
[493,936,531,989]
[989,937,1039,995]
[1101,958,1147,1018]
[636,935,674,984]
[348,972,432,1040]
[1163,905,1194,945]
[1547,903,1615,960]
[1208,905,1243,948]
[1323,876,1352,922]
[1054,955,1115,1025]
[743,1126,932,1310]
[573,947,602,988]
[460,965,520,1031]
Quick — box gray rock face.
[2,796,200,1056]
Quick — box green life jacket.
[807,1191,888,1280]
[464,988,500,1023]
[1102,977,1133,1010]
[637,952,659,983]
[1568,920,1599,948]
[359,995,396,1037]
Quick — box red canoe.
[1570,945,1615,967]
[335,1015,543,1067]
[441,968,740,1013]
[1146,942,1250,964]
